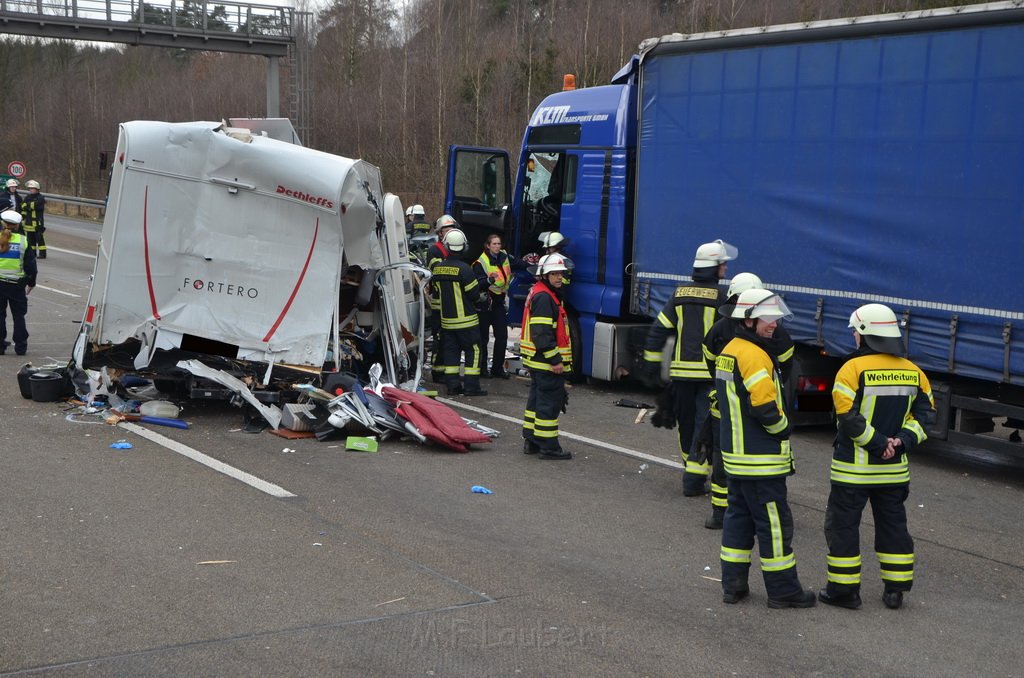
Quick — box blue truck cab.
[448,2,1024,447]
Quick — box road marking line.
[48,245,96,259]
[118,421,297,498]
[440,397,685,470]
[35,284,80,297]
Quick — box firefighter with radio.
[473,232,513,378]
[425,214,459,382]
[20,180,46,259]
[701,272,794,529]
[716,288,815,608]
[432,227,488,397]
[0,210,37,356]
[819,303,935,611]
[641,239,737,496]
[521,253,573,460]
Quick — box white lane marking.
[35,284,80,298]
[440,397,685,471]
[118,421,297,498]
[47,246,96,259]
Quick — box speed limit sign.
[7,161,26,178]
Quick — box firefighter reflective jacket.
[715,329,793,478]
[411,219,431,235]
[432,255,485,330]
[520,280,571,372]
[20,193,45,232]
[474,250,512,297]
[643,277,723,380]
[831,348,935,486]
[426,241,449,312]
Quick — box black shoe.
[722,588,749,604]
[447,384,464,396]
[883,590,904,610]
[818,589,862,610]
[463,388,488,396]
[38,252,46,259]
[523,440,540,455]
[539,448,572,460]
[767,589,817,609]
[491,369,510,379]
[0,342,6,355]
[1010,430,1022,443]
[480,371,492,379]
[15,349,25,356]
[683,485,709,497]
[704,509,725,530]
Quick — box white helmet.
[693,239,738,267]
[731,288,792,322]
[726,272,763,299]
[412,204,426,217]
[442,228,467,253]
[539,231,566,249]
[25,179,40,190]
[1,209,23,225]
[849,303,904,354]
[5,179,18,189]
[536,253,570,275]
[405,206,414,217]
[435,214,458,232]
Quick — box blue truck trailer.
[446,2,1024,448]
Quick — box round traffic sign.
[7,161,26,178]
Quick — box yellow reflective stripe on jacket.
[830,457,909,484]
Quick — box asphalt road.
[1,217,1022,676]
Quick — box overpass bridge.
[0,0,311,139]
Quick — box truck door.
[445,146,511,257]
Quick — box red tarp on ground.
[380,386,491,453]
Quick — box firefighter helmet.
[536,253,570,275]
[539,231,566,250]
[25,180,40,190]
[731,288,792,322]
[412,204,426,217]
[442,228,467,253]
[693,239,738,267]
[726,272,763,299]
[405,206,413,217]
[849,303,904,355]
[5,179,18,189]
[1,209,23,225]
[435,214,458,232]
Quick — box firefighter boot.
[767,589,817,609]
[883,590,904,610]
[704,507,725,530]
[818,588,862,610]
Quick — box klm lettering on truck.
[183,278,260,299]
[529,105,610,126]
[276,184,335,209]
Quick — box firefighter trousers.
[522,369,566,453]
[673,380,713,493]
[824,483,914,594]
[708,407,728,510]
[441,325,483,392]
[720,476,804,599]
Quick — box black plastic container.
[17,364,38,399]
[29,371,65,402]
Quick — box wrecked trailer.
[72,120,427,425]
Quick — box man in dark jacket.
[0,210,37,355]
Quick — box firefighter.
[521,253,573,460]
[20,180,46,259]
[819,303,936,611]
[641,239,737,496]
[716,288,814,608]
[409,204,431,236]
[0,210,36,356]
[473,232,513,378]
[1,179,22,214]
[702,272,794,529]
[405,206,415,237]
[432,227,488,397]
[425,215,459,382]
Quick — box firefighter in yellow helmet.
[520,253,573,459]
[819,303,935,611]
[716,288,815,608]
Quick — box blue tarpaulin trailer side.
[632,10,1024,387]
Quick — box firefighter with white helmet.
[423,215,461,381]
[432,228,489,396]
[20,179,46,259]
[714,287,815,608]
[1,178,21,214]
[701,272,794,529]
[642,238,737,496]
[0,209,37,355]
[819,303,935,611]
[409,204,430,236]
[520,253,573,460]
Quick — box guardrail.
[43,193,106,220]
